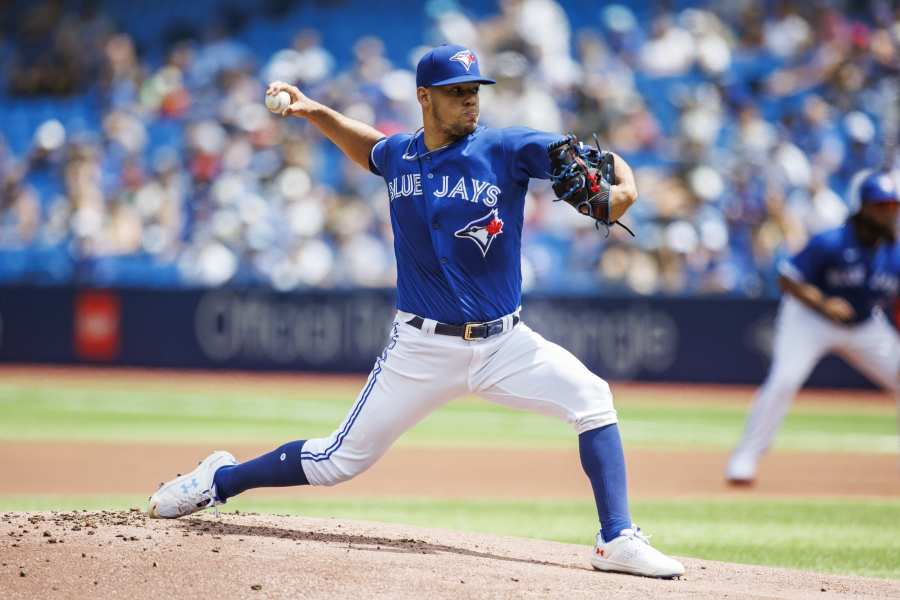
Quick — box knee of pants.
[572,378,618,434]
[761,370,806,399]
[304,450,380,487]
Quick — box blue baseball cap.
[848,169,900,213]
[860,171,899,205]
[415,44,496,88]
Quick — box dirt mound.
[1,511,897,599]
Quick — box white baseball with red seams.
[265,90,291,113]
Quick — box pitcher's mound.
[1,510,896,599]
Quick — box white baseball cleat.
[148,451,237,519]
[725,451,758,485]
[591,527,685,579]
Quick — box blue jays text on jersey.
[369,125,563,325]
[386,174,502,206]
[780,222,900,323]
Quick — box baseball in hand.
[265,90,291,113]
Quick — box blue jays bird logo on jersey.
[450,49,477,71]
[454,209,504,256]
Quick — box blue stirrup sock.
[213,440,309,501]
[578,423,632,543]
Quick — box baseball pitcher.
[149,45,684,579]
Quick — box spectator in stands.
[0,0,897,294]
[0,171,41,247]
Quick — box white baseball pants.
[732,296,900,462]
[299,312,618,486]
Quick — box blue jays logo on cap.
[454,209,504,257]
[416,44,497,88]
[450,49,477,71]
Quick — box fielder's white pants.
[733,296,900,461]
[300,312,618,486]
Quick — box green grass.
[2,494,898,579]
[0,380,895,452]
[2,375,897,579]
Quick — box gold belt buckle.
[463,322,478,341]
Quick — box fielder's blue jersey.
[780,222,900,323]
[369,125,562,324]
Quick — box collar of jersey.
[402,126,484,160]
[843,220,882,256]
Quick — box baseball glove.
[547,134,634,236]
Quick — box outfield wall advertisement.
[0,286,873,387]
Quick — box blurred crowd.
[1,0,899,296]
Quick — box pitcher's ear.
[416,86,430,106]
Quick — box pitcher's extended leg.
[149,321,466,517]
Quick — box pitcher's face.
[420,83,480,139]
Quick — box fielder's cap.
[859,171,899,204]
[416,44,496,88]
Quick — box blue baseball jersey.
[780,222,900,323]
[369,125,562,324]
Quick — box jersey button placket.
[418,161,447,269]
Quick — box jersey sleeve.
[503,127,566,182]
[780,235,828,283]
[368,137,389,176]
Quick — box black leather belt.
[405,315,520,340]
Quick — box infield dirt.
[2,510,900,600]
[1,441,899,498]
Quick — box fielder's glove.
[547,134,634,237]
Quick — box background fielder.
[148,44,685,579]
[727,170,900,484]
